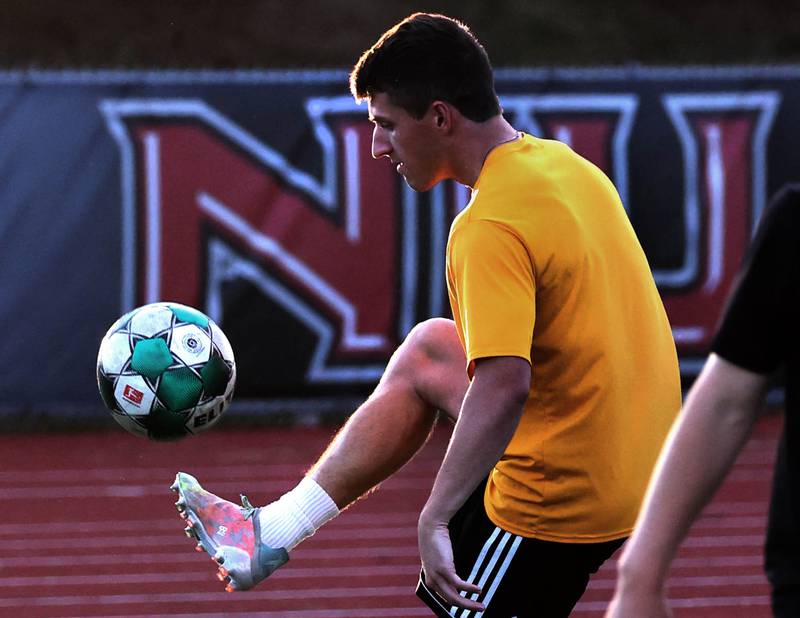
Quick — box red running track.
[0,413,780,617]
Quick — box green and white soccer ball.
[96,302,236,440]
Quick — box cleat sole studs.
[184,525,196,538]
[195,543,204,552]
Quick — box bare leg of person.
[310,317,469,509]
[170,318,469,591]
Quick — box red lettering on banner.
[102,91,778,383]
[126,113,399,358]
[661,112,761,355]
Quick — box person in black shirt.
[606,184,799,617]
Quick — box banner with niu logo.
[2,68,796,413]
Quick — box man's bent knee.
[405,318,462,356]
[391,318,467,420]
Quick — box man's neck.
[451,116,520,188]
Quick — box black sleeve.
[710,184,799,375]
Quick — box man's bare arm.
[606,354,770,617]
[418,355,530,610]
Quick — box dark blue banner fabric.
[2,68,798,417]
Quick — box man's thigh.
[416,480,624,618]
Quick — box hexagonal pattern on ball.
[170,324,211,366]
[169,304,209,329]
[146,402,192,441]
[99,331,133,376]
[129,304,174,337]
[200,353,233,397]
[158,367,204,411]
[131,338,173,380]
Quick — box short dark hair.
[350,13,501,122]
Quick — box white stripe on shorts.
[452,527,522,617]
[475,535,522,617]
[464,527,503,589]
[450,526,503,616]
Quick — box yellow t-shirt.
[447,133,681,542]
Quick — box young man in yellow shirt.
[171,13,681,616]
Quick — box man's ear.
[430,100,454,133]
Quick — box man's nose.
[371,126,391,159]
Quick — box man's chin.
[403,176,438,193]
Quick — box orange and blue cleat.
[170,472,288,591]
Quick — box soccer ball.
[96,302,236,440]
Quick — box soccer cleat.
[170,472,288,591]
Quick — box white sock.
[257,476,340,551]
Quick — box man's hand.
[418,513,484,612]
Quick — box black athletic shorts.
[416,479,626,618]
